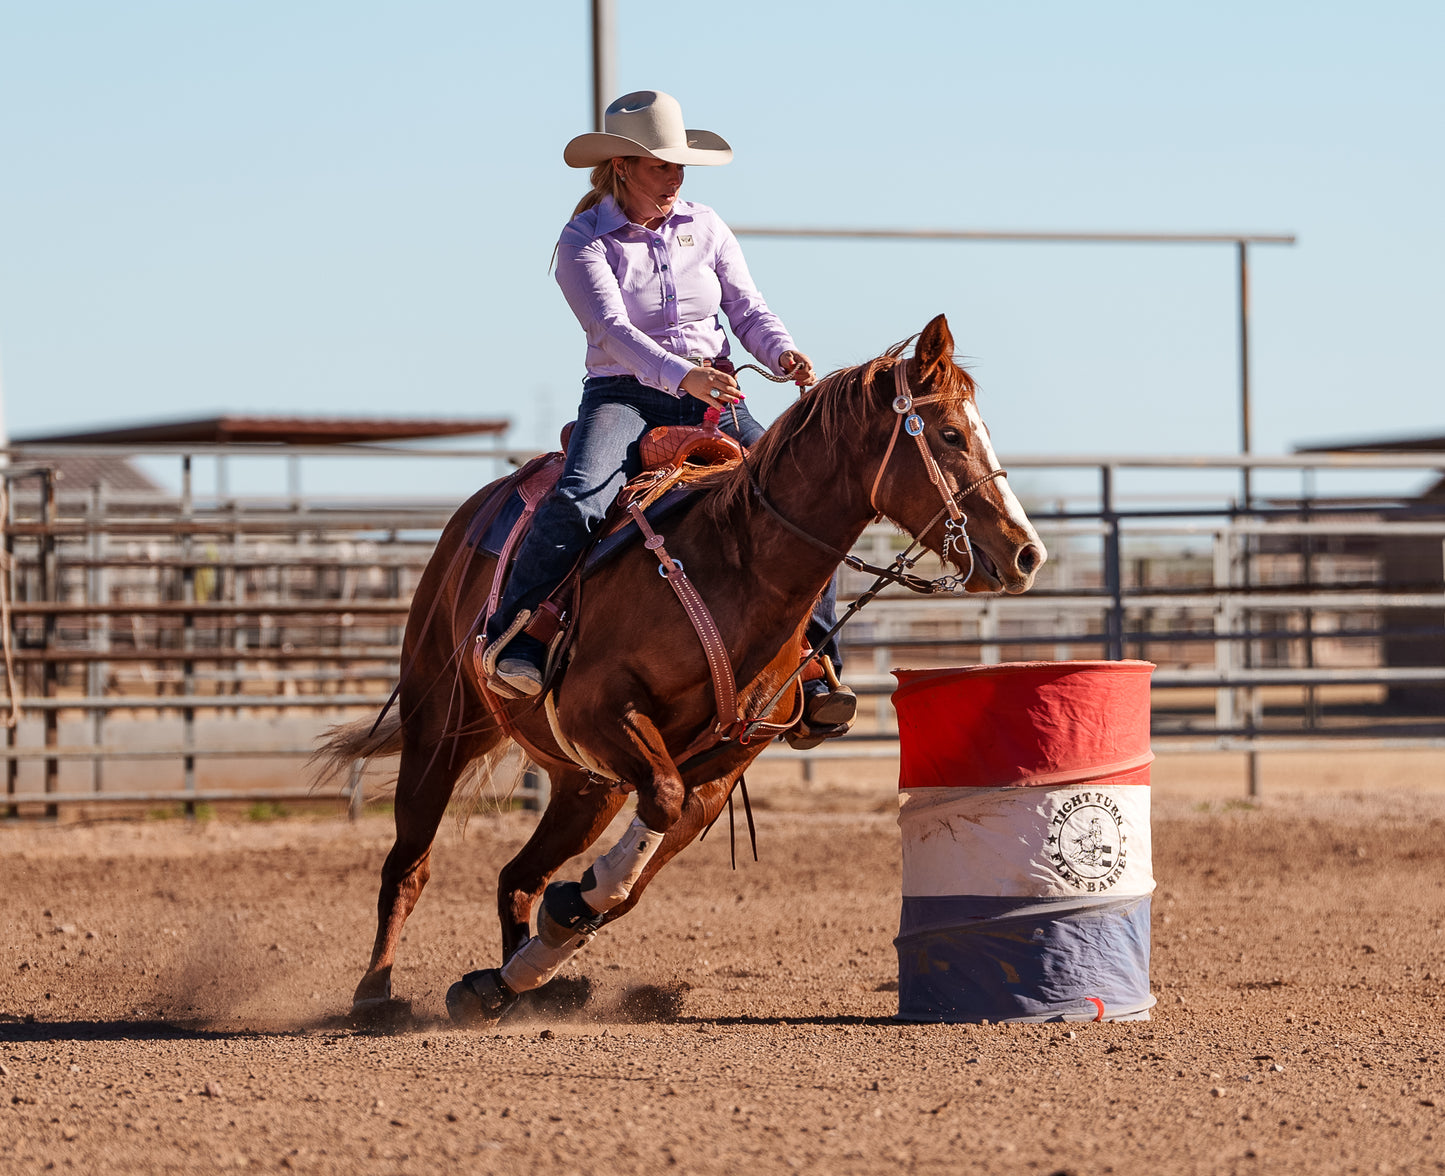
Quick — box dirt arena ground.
[2,751,1443,1175]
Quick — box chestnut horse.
[320,314,1045,1026]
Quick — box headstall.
[736,358,1013,742]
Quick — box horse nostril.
[1017,544,1043,575]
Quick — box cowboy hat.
[563,90,732,168]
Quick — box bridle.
[735,358,1010,741]
[871,361,1008,576]
[745,357,1008,598]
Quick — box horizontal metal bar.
[6,442,537,461]
[732,226,1297,246]
[844,622,1444,649]
[6,666,1430,716]
[768,671,1435,697]
[7,446,1443,473]
[0,647,403,663]
[1153,667,1445,686]
[1150,736,1445,753]
[11,694,388,711]
[8,600,410,617]
[1001,453,1445,470]
[5,516,455,538]
[7,724,1444,769]
[0,745,330,762]
[2,788,351,807]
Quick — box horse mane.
[699,333,979,524]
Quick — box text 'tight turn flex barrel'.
[892,661,1157,1023]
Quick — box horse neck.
[743,411,883,581]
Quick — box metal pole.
[41,471,58,818]
[1101,464,1124,661]
[3,477,16,819]
[1301,467,1318,728]
[181,455,196,817]
[1237,240,1258,796]
[1238,240,1252,509]
[591,0,617,130]
[88,484,107,794]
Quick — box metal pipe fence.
[3,444,1443,814]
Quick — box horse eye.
[939,427,963,447]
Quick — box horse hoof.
[446,969,519,1029]
[348,996,413,1031]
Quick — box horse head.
[870,314,1046,594]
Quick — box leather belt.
[686,355,737,376]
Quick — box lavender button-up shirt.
[554,195,796,397]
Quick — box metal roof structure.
[14,414,509,447]
[1295,432,1445,455]
[3,452,162,495]
[1293,432,1445,502]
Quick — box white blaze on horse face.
[962,400,1045,559]
[580,818,666,912]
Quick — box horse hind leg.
[352,719,501,1020]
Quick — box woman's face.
[617,156,684,223]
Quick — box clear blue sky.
[2,1,1441,493]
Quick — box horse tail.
[310,709,405,787]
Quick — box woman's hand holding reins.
[681,365,744,406]
[780,350,816,389]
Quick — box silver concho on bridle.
[890,387,974,593]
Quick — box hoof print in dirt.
[446,969,520,1028]
[618,981,690,1023]
[347,998,415,1033]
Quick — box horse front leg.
[495,767,627,959]
[447,711,686,1026]
[493,772,735,1012]
[597,773,735,924]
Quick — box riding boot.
[478,511,594,697]
[492,631,549,697]
[789,576,853,741]
[785,676,857,750]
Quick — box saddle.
[472,408,813,768]
[474,407,742,576]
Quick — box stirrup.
[475,609,533,697]
[784,714,854,751]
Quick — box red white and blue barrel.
[893,661,1156,1023]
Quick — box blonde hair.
[551,157,638,270]
[571,158,632,218]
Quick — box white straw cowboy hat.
[563,90,733,168]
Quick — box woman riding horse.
[331,310,1047,1025]
[477,89,855,745]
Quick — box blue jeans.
[488,375,841,675]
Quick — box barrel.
[892,661,1156,1023]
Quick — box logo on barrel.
[1047,793,1128,892]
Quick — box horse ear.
[915,314,955,377]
